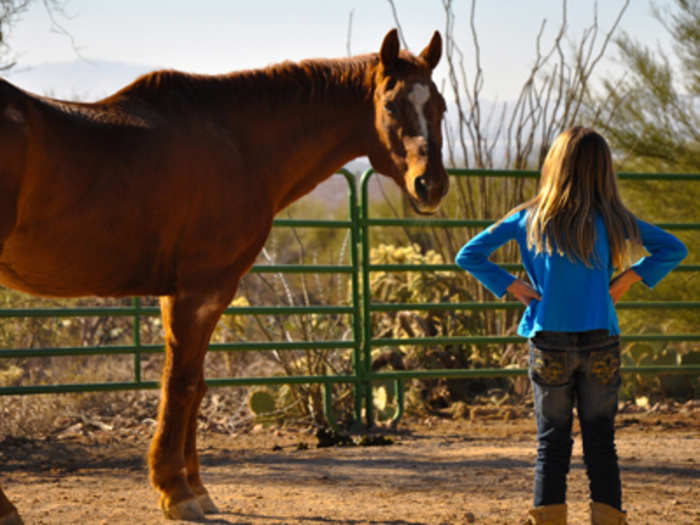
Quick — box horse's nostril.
[414,176,429,201]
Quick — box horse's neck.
[224,59,376,212]
[264,100,372,212]
[124,59,377,213]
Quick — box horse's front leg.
[149,290,231,521]
[0,485,22,525]
[183,373,219,514]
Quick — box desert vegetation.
[0,0,697,436]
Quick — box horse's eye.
[384,101,398,115]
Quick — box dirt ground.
[1,403,698,525]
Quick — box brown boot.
[590,502,628,524]
[524,503,567,524]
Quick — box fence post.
[337,169,365,426]
[133,297,142,385]
[360,169,376,428]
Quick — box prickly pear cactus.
[248,388,276,417]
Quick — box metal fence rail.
[0,168,698,428]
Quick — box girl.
[455,127,687,525]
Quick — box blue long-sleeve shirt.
[455,209,688,337]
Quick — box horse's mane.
[111,54,383,111]
[22,50,426,125]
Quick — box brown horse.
[0,29,448,522]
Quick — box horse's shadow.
[0,435,145,475]
[208,513,425,525]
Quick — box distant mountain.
[3,59,156,101]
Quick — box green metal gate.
[358,169,700,426]
[0,169,698,427]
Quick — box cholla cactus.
[368,243,515,412]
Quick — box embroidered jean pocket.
[589,349,621,385]
[530,346,567,386]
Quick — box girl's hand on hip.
[507,279,541,306]
[609,268,643,304]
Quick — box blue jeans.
[529,330,622,510]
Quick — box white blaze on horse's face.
[371,77,447,215]
[407,83,430,140]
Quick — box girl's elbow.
[455,251,469,269]
[672,241,689,263]
[455,248,480,269]
[455,247,467,264]
[679,243,689,261]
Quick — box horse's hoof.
[196,492,220,514]
[161,497,205,521]
[0,510,24,525]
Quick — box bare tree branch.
[0,1,82,69]
[346,9,354,57]
[385,0,409,50]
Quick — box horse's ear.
[419,31,442,71]
[380,29,400,68]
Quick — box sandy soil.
[1,406,698,525]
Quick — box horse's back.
[0,78,267,299]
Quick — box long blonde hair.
[512,127,641,268]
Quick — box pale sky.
[5,0,669,101]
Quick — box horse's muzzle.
[412,170,449,214]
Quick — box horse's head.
[368,29,449,215]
